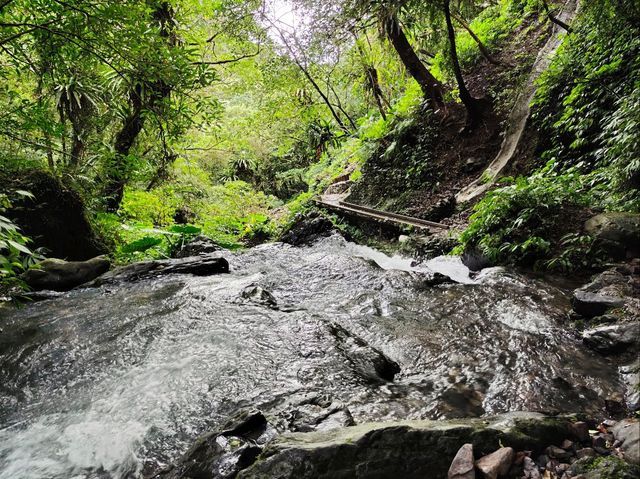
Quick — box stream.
[0,235,621,479]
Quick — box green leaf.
[120,236,163,254]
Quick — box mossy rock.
[5,169,106,260]
[238,413,572,479]
[568,456,640,479]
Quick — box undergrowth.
[458,0,640,271]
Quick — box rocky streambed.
[0,235,638,478]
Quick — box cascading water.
[0,236,621,478]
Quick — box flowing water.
[0,236,621,478]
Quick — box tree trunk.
[384,13,444,110]
[104,86,145,212]
[104,2,175,212]
[367,66,388,120]
[444,0,483,128]
[452,13,500,65]
[350,31,389,120]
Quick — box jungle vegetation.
[1,0,638,289]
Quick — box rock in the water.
[279,212,336,246]
[5,169,106,260]
[612,418,640,465]
[90,254,229,285]
[21,256,110,291]
[241,285,277,308]
[417,271,457,287]
[153,410,276,479]
[173,234,222,258]
[584,212,640,259]
[461,246,492,272]
[328,322,400,383]
[572,289,626,318]
[313,408,355,432]
[448,443,475,479]
[238,413,570,479]
[475,447,514,479]
[581,322,639,355]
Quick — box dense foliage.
[458,0,640,270]
[2,0,638,290]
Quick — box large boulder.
[89,254,229,285]
[21,256,110,291]
[6,169,106,260]
[584,212,640,259]
[237,413,572,479]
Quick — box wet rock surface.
[572,290,626,318]
[21,256,111,291]
[88,254,229,285]
[571,263,640,365]
[581,322,639,355]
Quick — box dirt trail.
[455,0,579,204]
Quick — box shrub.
[456,161,593,268]
[0,191,42,294]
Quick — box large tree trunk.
[104,2,175,212]
[444,0,484,128]
[384,13,444,110]
[104,87,145,211]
